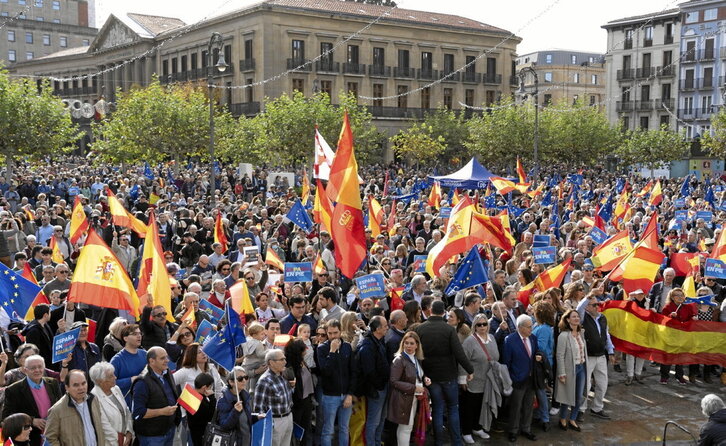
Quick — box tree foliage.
[701,108,726,158]
[615,125,689,171]
[421,108,470,166]
[0,70,81,178]
[92,79,232,164]
[390,122,446,165]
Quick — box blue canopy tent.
[427,157,496,189]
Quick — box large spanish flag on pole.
[590,229,633,271]
[68,229,140,318]
[602,300,726,366]
[367,195,384,238]
[313,179,334,234]
[619,246,665,294]
[136,213,174,321]
[710,226,726,262]
[106,188,147,238]
[214,213,229,254]
[327,112,367,279]
[69,196,89,245]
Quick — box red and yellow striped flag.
[229,280,255,316]
[620,246,665,294]
[180,305,197,329]
[314,254,326,275]
[69,196,89,245]
[22,263,48,321]
[49,236,65,264]
[214,213,228,254]
[301,168,311,205]
[367,195,384,238]
[647,180,663,207]
[313,179,334,233]
[428,181,442,209]
[177,383,203,415]
[711,226,726,262]
[265,245,285,271]
[489,177,516,195]
[516,157,527,184]
[106,188,147,238]
[67,229,140,317]
[591,229,633,271]
[136,213,173,321]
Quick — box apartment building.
[0,0,96,65]
[515,50,606,108]
[601,8,681,131]
[10,0,521,142]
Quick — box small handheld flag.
[177,383,203,415]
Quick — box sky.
[94,0,679,54]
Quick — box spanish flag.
[602,300,726,366]
[387,200,397,230]
[648,180,663,207]
[635,180,653,198]
[214,213,228,254]
[451,188,460,206]
[265,245,285,271]
[229,279,254,316]
[136,213,174,322]
[49,236,65,264]
[69,196,89,245]
[428,181,442,209]
[614,191,630,222]
[368,195,384,238]
[608,214,659,282]
[301,168,311,205]
[492,209,516,248]
[620,246,665,294]
[489,177,516,195]
[314,254,327,275]
[23,205,35,222]
[710,227,726,262]
[518,258,572,307]
[106,188,147,238]
[590,229,633,271]
[327,112,367,279]
[313,179,334,233]
[67,229,140,318]
[180,305,197,329]
[177,383,203,415]
[22,263,48,321]
[516,157,527,184]
[526,182,544,198]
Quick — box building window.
[465,89,474,107]
[704,8,717,21]
[443,88,452,109]
[702,95,713,113]
[685,11,698,23]
[223,45,231,70]
[373,47,384,67]
[624,29,633,48]
[486,90,495,106]
[162,60,168,78]
[573,73,580,83]
[245,39,253,60]
[7,30,14,42]
[171,57,178,74]
[591,74,597,84]
[702,125,711,136]
[25,32,32,44]
[421,52,432,71]
[397,85,407,109]
[398,49,409,68]
[621,117,629,132]
[8,50,15,62]
[347,82,358,100]
[640,116,649,130]
[544,72,552,82]
[660,115,670,127]
[545,54,552,64]
[543,94,552,106]
[347,45,359,64]
[443,53,454,73]
[52,0,59,9]
[292,78,304,93]
[25,51,33,60]
[59,36,67,47]
[82,39,89,46]
[291,39,305,60]
[465,55,475,73]
[42,34,49,45]
[421,86,430,109]
[320,80,332,97]
[373,83,383,107]
[684,96,693,113]
[641,85,650,101]
[589,56,595,64]
[181,55,188,71]
[571,54,577,64]
[590,95,596,106]
[644,26,653,46]
[34,0,41,7]
[246,79,253,103]
[52,18,60,23]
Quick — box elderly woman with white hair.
[102,317,128,361]
[89,362,134,446]
[699,394,726,446]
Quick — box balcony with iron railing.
[315,60,339,73]
[635,67,656,78]
[239,58,255,72]
[680,78,697,90]
[393,66,415,78]
[440,70,460,82]
[665,34,674,44]
[617,69,635,81]
[286,58,312,72]
[636,100,653,111]
[699,77,715,90]
[367,106,439,119]
[483,73,501,84]
[624,39,633,50]
[656,98,675,110]
[657,65,675,77]
[616,101,634,112]
[417,68,438,80]
[678,108,698,119]
[342,62,366,75]
[228,102,261,117]
[462,71,481,83]
[368,65,390,77]
[509,75,519,86]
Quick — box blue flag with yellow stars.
[225,304,247,347]
[286,199,314,232]
[0,263,41,321]
[202,323,237,372]
[444,247,489,296]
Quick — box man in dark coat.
[21,304,55,370]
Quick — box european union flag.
[129,184,140,201]
[286,199,314,232]
[226,304,247,347]
[198,299,225,324]
[143,162,154,181]
[541,189,553,207]
[484,193,496,208]
[598,194,614,222]
[166,170,178,191]
[705,185,716,209]
[391,193,417,205]
[444,247,489,296]
[0,263,41,321]
[551,201,560,239]
[615,178,625,194]
[680,175,691,197]
[686,295,718,306]
[202,324,236,372]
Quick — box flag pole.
[225,299,242,404]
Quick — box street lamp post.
[207,32,227,208]
[517,66,539,179]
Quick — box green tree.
[702,108,726,158]
[616,125,689,174]
[422,108,470,166]
[465,97,535,170]
[390,122,446,167]
[92,79,231,164]
[540,99,621,166]
[0,70,80,180]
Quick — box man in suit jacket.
[21,304,55,370]
[502,314,540,443]
[2,354,62,446]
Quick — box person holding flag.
[217,366,255,446]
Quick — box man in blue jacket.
[503,314,540,443]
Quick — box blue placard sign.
[354,273,387,299]
[284,262,313,282]
[532,246,557,264]
[52,327,81,364]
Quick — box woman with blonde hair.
[340,311,362,349]
[388,331,431,446]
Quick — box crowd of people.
[0,156,723,446]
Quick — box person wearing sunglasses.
[1,413,34,446]
[576,294,614,421]
[140,300,178,350]
[217,366,255,446]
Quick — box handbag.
[202,406,235,446]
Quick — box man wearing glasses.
[140,300,178,350]
[112,231,138,273]
[49,225,72,261]
[42,263,71,297]
[110,324,147,406]
[576,295,614,421]
[253,350,294,446]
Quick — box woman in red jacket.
[659,287,697,385]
